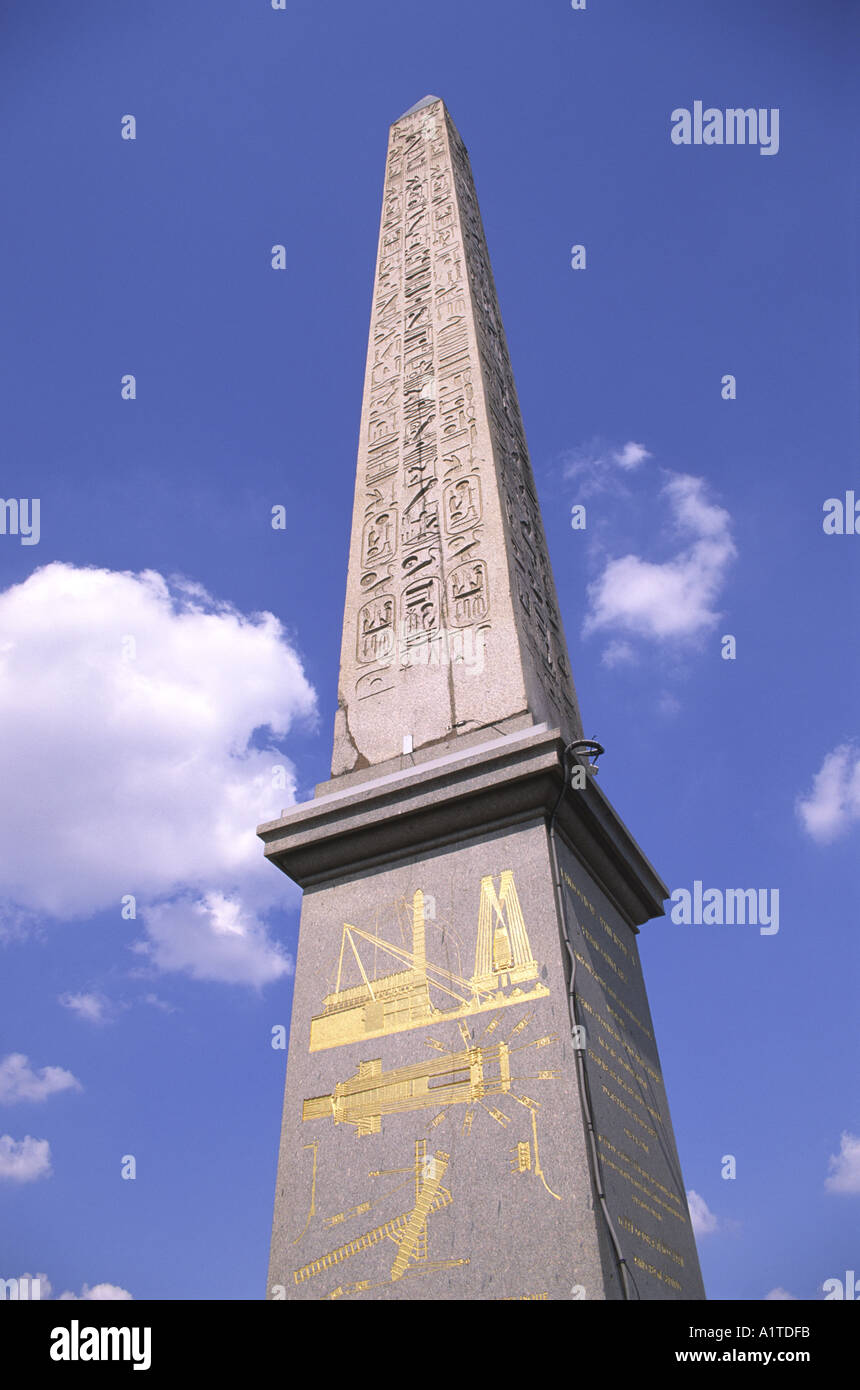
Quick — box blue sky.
[1,0,857,1301]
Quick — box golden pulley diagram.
[310,872,549,1051]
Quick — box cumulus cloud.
[764,1287,798,1300]
[824,1132,860,1194]
[562,438,652,495]
[797,746,860,844]
[59,992,116,1025]
[600,640,637,669]
[613,442,651,470]
[0,1134,52,1182]
[687,1189,718,1237]
[58,1282,133,1301]
[10,1273,132,1301]
[584,473,735,642]
[0,563,316,985]
[133,892,292,988]
[0,1054,81,1103]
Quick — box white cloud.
[0,563,316,985]
[562,438,652,496]
[12,1273,132,1301]
[797,746,860,844]
[824,1132,860,1194]
[687,1189,718,1237]
[613,441,651,470]
[59,992,115,1025]
[764,1287,797,1300]
[0,1053,81,1103]
[600,640,637,669]
[58,1282,132,1301]
[584,473,735,642]
[141,993,177,1014]
[0,1134,52,1182]
[133,891,291,988]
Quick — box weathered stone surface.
[261,100,705,1301]
[331,97,583,780]
[268,817,608,1301]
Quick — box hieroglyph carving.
[355,103,490,706]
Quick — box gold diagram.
[509,1109,561,1200]
[302,1041,512,1134]
[301,1009,563,1202]
[310,872,548,1052]
[290,1141,319,1244]
[292,1140,469,1294]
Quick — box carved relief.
[362,509,397,566]
[434,249,462,288]
[370,332,401,387]
[355,668,395,701]
[357,596,396,665]
[443,475,481,532]
[366,440,398,483]
[402,576,441,644]
[430,169,450,201]
[382,190,402,227]
[441,441,475,480]
[358,565,393,597]
[447,560,488,626]
[401,503,438,550]
[367,407,397,445]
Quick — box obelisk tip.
[395,95,444,122]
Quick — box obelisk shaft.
[331,97,582,779]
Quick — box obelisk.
[259,97,705,1301]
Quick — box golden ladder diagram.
[292,1141,468,1288]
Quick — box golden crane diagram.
[310,871,548,1052]
[292,1140,469,1296]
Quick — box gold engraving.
[482,1103,510,1127]
[599,1083,658,1138]
[511,1141,532,1173]
[523,1105,560,1201]
[573,951,654,1043]
[497,1292,550,1301]
[597,1134,687,1225]
[617,1214,685,1269]
[290,1142,319,1245]
[302,1041,513,1134]
[309,875,548,1052]
[293,1140,469,1292]
[303,1018,560,1149]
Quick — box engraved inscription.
[356,597,395,665]
[447,560,488,626]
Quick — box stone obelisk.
[259,97,705,1301]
